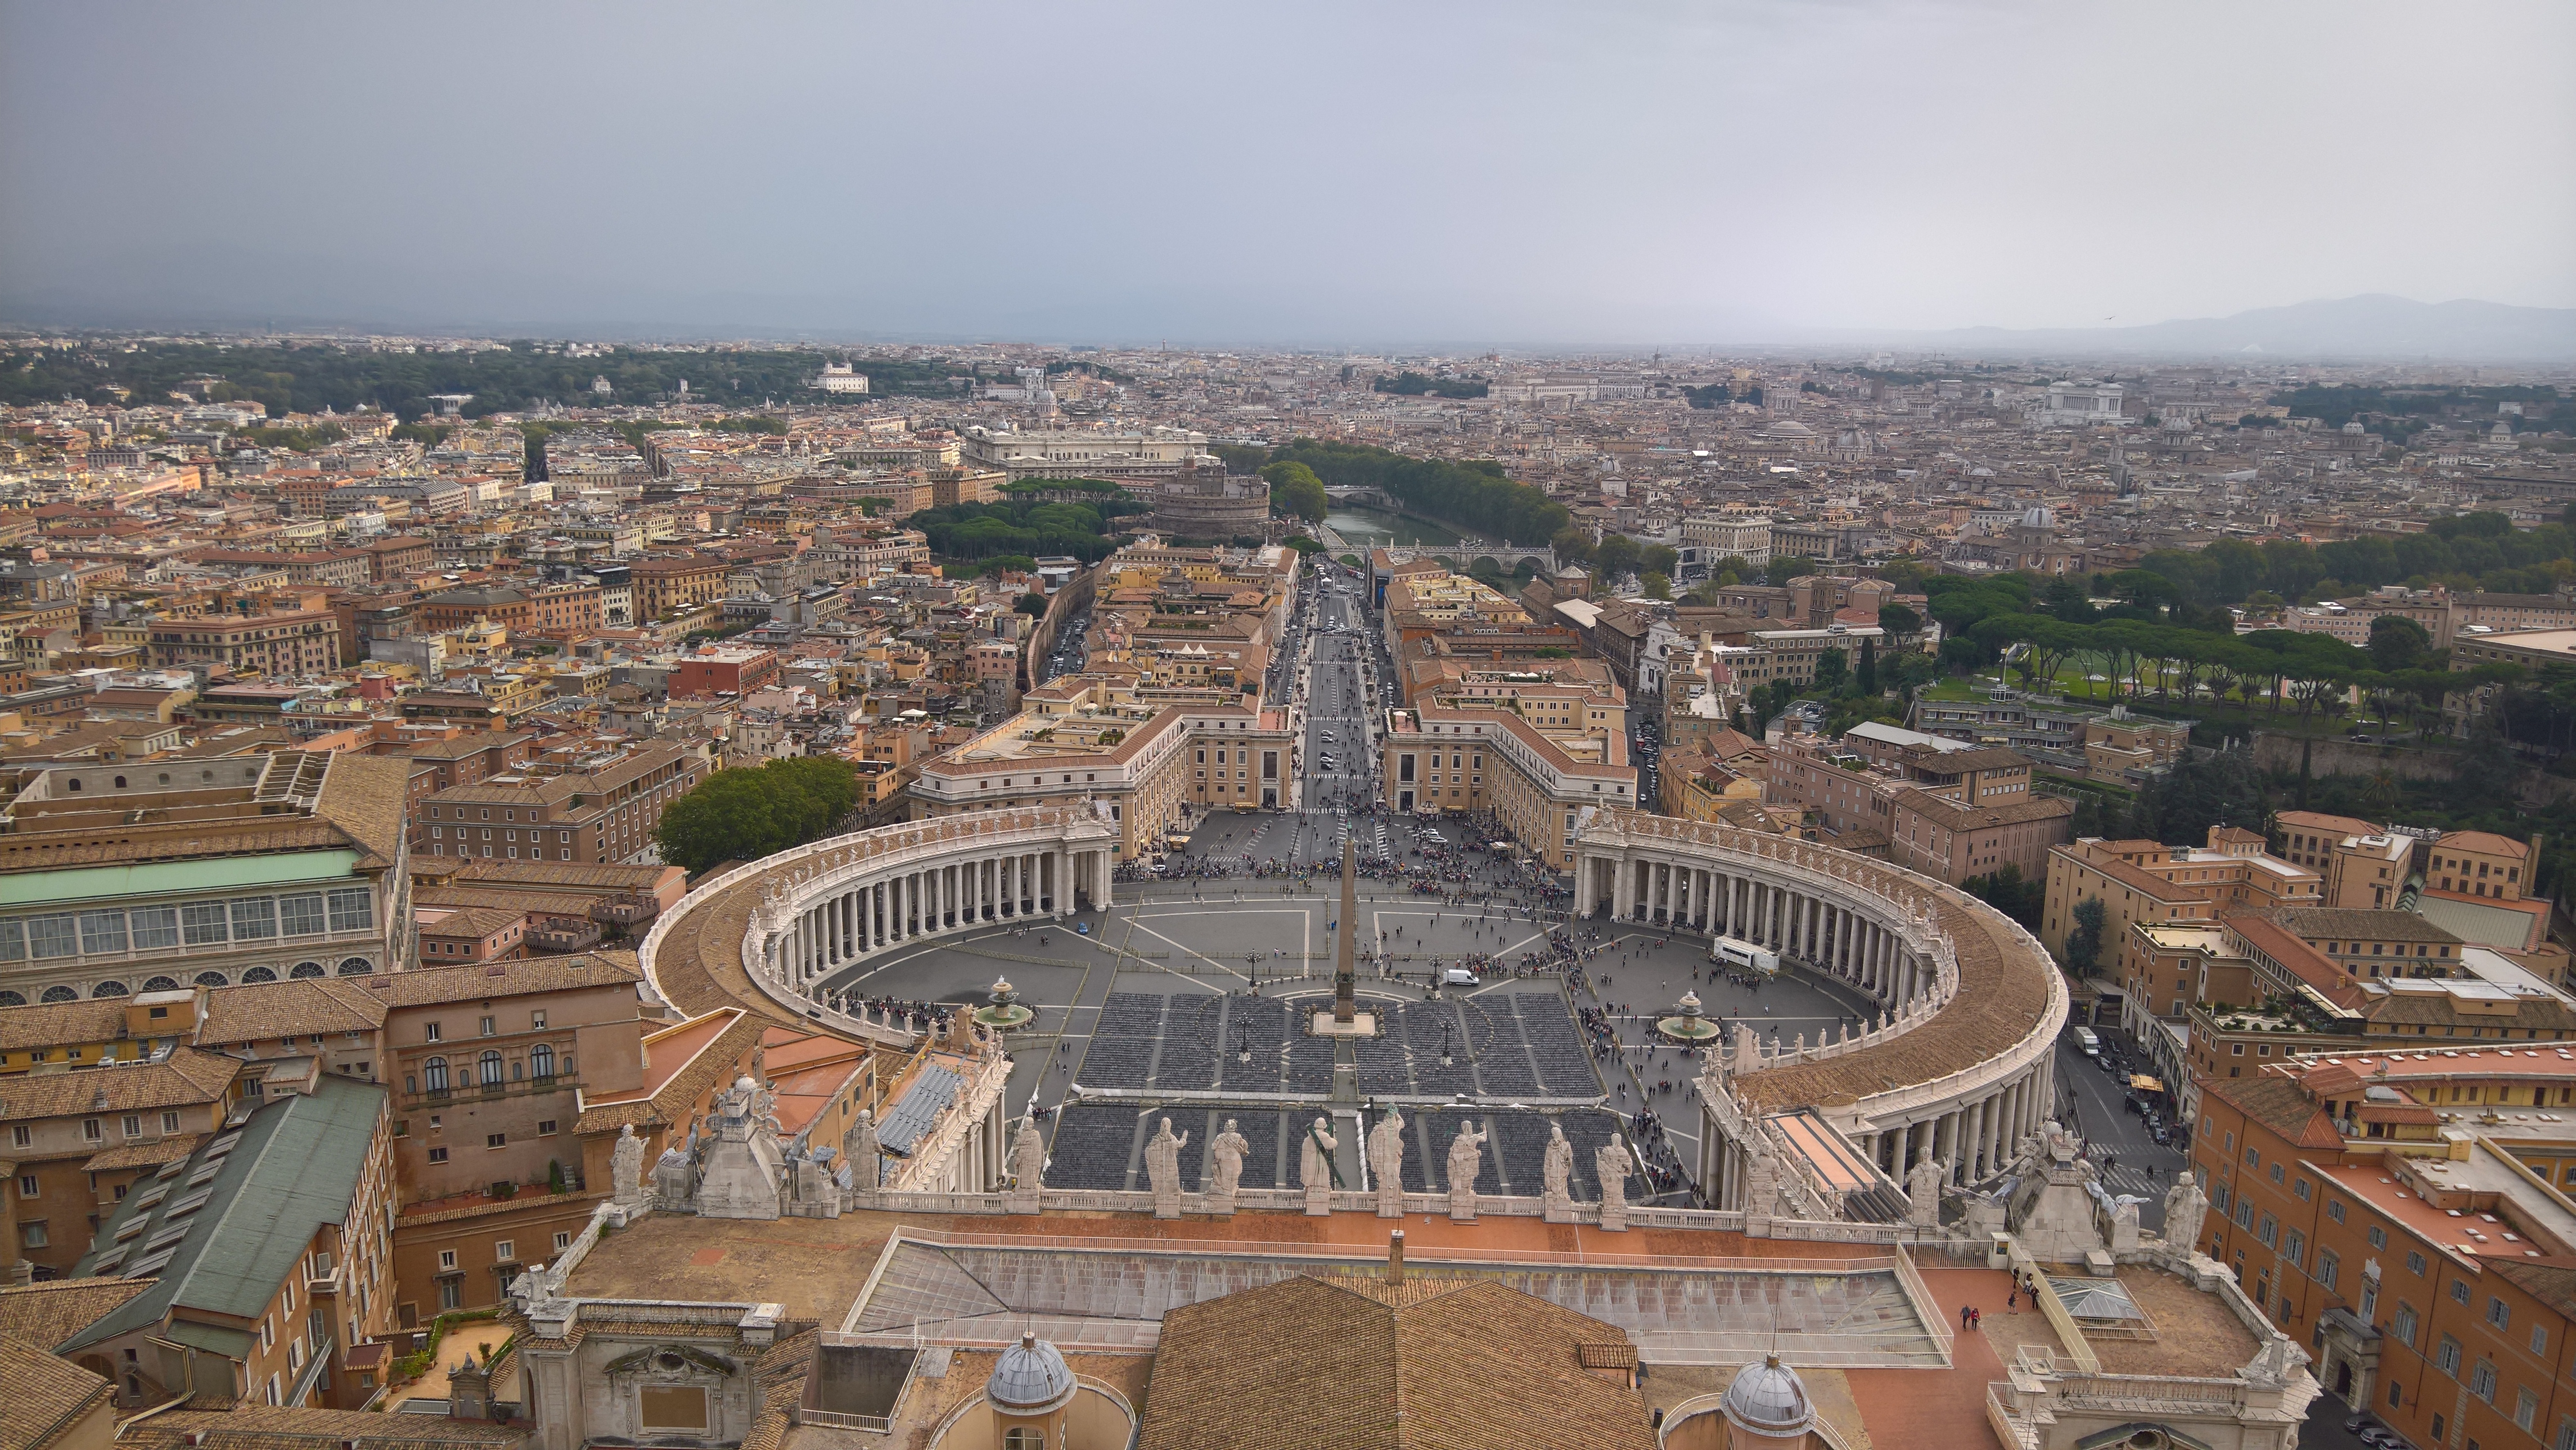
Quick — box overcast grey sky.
[3,0,2570,345]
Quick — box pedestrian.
[1959,1304,1971,1331]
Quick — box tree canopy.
[1266,439,1568,546]
[1260,460,1328,523]
[654,757,860,873]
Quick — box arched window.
[424,1058,449,1093]
[1004,1430,1044,1450]
[0,990,25,1007]
[193,972,229,988]
[336,957,374,976]
[112,776,127,790]
[40,985,78,1003]
[290,961,325,980]
[242,967,278,983]
[91,981,128,998]
[529,1044,555,1080]
[142,976,180,993]
[479,1051,504,1087]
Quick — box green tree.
[1016,592,1048,617]
[2367,613,2430,672]
[1593,534,1643,584]
[1856,638,1878,695]
[1813,647,1848,695]
[2064,898,2106,974]
[1765,554,1819,587]
[1260,460,1329,523]
[1640,571,1672,601]
[2134,752,2266,846]
[654,758,859,873]
[1876,601,1922,651]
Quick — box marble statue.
[1906,1155,1947,1229]
[1597,1134,1632,1231]
[1146,1117,1190,1218]
[1368,1108,1407,1218]
[1300,1116,1338,1215]
[1444,1119,1488,1221]
[2162,1169,2208,1252]
[1208,1118,1249,1211]
[1542,1122,1576,1222]
[842,1109,880,1194]
[1000,1111,1045,1214]
[610,1124,646,1208]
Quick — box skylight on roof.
[125,1249,174,1278]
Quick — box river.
[1320,505,1463,548]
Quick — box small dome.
[2020,506,2056,530]
[987,1332,1075,1412]
[1721,1355,1814,1435]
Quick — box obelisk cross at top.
[1334,836,1358,1023]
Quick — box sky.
[2,0,2571,347]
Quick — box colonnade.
[775,845,1111,987]
[1575,849,1939,1007]
[1571,821,2059,1209]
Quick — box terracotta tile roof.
[1136,1274,1654,1450]
[397,1190,602,1228]
[116,1406,526,1450]
[2487,1257,2576,1319]
[0,1047,242,1126]
[199,979,386,1046]
[0,999,130,1052]
[0,1278,152,1353]
[2274,908,2462,944]
[0,1332,113,1450]
[2199,1069,2344,1150]
[82,1134,204,1173]
[352,952,640,1008]
[1895,787,2074,830]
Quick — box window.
[229,898,276,941]
[423,1058,449,1092]
[2327,1199,2346,1224]
[279,893,326,937]
[81,1118,101,1142]
[2392,1303,2418,1347]
[2470,1360,2498,1401]
[494,1240,515,1261]
[424,1022,442,1043]
[2367,1225,2387,1249]
[2453,1279,2472,1306]
[427,1147,448,1164]
[2408,1251,2428,1276]
[8,1128,25,1150]
[121,1115,141,1138]
[2317,1251,2338,1290]
[552,1232,572,1253]
[479,1051,503,1086]
[2283,1230,2305,1268]
[530,1011,547,1031]
[131,907,179,951]
[19,1222,46,1249]
[182,903,228,946]
[438,1279,462,1311]
[26,914,78,959]
[2489,1297,2512,1330]
[2294,1177,2311,1201]
[486,1133,506,1149]
[327,889,373,933]
[2258,1214,2278,1248]
[2534,1325,2550,1358]
[2437,1336,2462,1375]
[537,1119,557,1136]
[2519,1388,2540,1433]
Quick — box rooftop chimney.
[1386,1230,1405,1283]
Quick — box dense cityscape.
[1,4,2572,1450]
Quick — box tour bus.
[1712,935,1780,979]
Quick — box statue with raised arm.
[1146,1117,1190,1218]
[1907,1154,1947,1229]
[1368,1107,1407,1218]
[611,1123,645,1208]
[1596,1134,1632,1231]
[1208,1118,1249,1210]
[1445,1118,1489,1221]
[1542,1121,1575,1222]
[1300,1116,1339,1215]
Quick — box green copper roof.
[0,850,360,909]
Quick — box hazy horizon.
[4,1,2571,348]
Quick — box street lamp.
[1439,1020,1455,1069]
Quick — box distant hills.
[1846,295,2576,363]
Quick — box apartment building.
[627,554,730,622]
[2192,1050,2576,1450]
[2040,831,2322,964]
[0,1045,247,1276]
[144,596,343,677]
[414,739,702,866]
[1381,703,1638,869]
[65,1068,396,1410]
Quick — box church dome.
[2020,506,2056,530]
[987,1332,1075,1413]
[1720,1355,1814,1436]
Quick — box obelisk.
[1334,836,1358,1023]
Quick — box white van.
[1442,967,1479,987]
[2074,1027,2101,1057]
